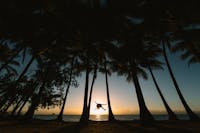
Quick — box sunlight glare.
[90,100,107,115]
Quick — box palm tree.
[78,42,94,123]
[148,66,177,120]
[162,40,199,120]
[24,81,46,120]
[98,42,116,121]
[77,31,103,122]
[0,41,57,112]
[142,6,200,120]
[57,57,76,122]
[86,43,108,120]
[104,59,115,121]
[15,80,39,116]
[24,54,64,120]
[139,43,178,120]
[86,64,97,120]
[80,60,90,122]
[0,56,35,113]
[16,83,39,117]
[113,41,155,122]
[10,80,38,116]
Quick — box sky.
[32,48,200,115]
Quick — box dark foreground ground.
[0,120,200,133]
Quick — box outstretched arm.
[101,107,106,111]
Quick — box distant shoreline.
[31,114,200,122]
[33,112,200,115]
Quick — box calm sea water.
[34,114,195,122]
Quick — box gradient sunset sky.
[32,48,200,115]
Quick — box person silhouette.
[95,102,106,110]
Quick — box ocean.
[34,114,192,122]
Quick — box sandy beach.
[0,120,200,133]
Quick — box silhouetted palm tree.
[113,41,155,122]
[137,42,178,120]
[98,42,116,121]
[24,57,64,120]
[148,66,177,120]
[147,6,200,121]
[57,56,78,122]
[78,35,94,122]
[87,63,97,120]
[80,59,90,122]
[162,40,199,120]
[10,80,38,116]
[15,80,39,116]
[104,59,115,121]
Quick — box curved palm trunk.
[57,63,74,121]
[131,66,154,122]
[0,98,7,111]
[148,66,177,120]
[24,82,46,120]
[17,88,36,117]
[104,62,115,121]
[0,101,12,113]
[1,93,20,113]
[11,99,23,116]
[86,67,97,120]
[17,99,28,116]
[57,58,75,121]
[162,42,199,120]
[17,83,38,117]
[1,98,17,113]
[80,65,90,122]
[57,84,71,121]
[11,84,37,116]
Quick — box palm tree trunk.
[17,83,38,117]
[17,99,28,116]
[80,64,90,122]
[87,67,97,120]
[57,85,70,122]
[17,89,36,117]
[1,93,20,113]
[11,98,23,116]
[57,59,74,121]
[24,82,46,120]
[162,42,199,120]
[57,58,75,121]
[104,61,115,121]
[0,98,7,111]
[131,64,154,122]
[148,66,177,120]
[0,101,12,113]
